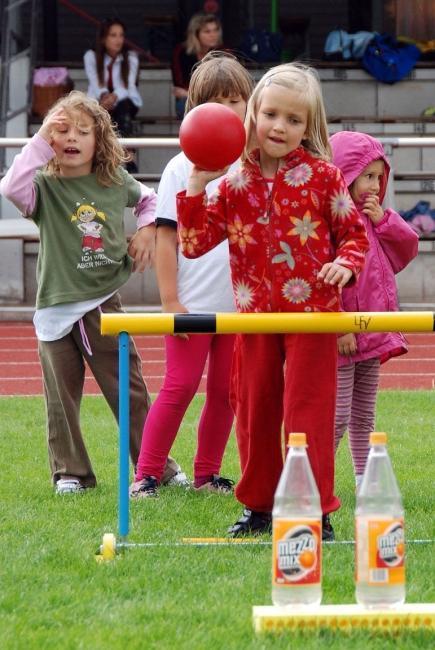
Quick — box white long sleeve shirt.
[83,49,142,109]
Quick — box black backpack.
[239,28,282,63]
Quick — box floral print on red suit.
[177,146,369,314]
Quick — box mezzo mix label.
[356,517,405,585]
[272,518,321,586]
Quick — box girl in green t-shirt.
[0,91,185,493]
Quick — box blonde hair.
[44,90,128,186]
[244,62,332,162]
[185,51,254,114]
[185,13,222,56]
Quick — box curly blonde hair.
[44,90,128,186]
[244,62,332,163]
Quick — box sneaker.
[228,508,272,537]
[161,458,185,485]
[322,514,335,541]
[195,475,234,494]
[164,470,191,487]
[129,476,159,499]
[55,478,85,495]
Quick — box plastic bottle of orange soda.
[355,432,405,608]
[272,432,322,606]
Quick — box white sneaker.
[164,470,191,487]
[55,478,85,495]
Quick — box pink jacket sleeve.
[0,134,54,216]
[134,183,157,229]
[374,208,419,274]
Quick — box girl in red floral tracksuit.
[177,63,369,540]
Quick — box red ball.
[179,103,246,171]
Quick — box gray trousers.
[38,293,177,487]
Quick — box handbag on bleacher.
[362,34,420,84]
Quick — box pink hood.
[330,131,390,204]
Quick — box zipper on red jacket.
[263,174,278,311]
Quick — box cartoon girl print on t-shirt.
[71,202,106,253]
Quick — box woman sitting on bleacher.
[171,12,223,119]
[84,17,141,172]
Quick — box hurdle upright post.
[118,331,130,539]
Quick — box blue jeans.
[175,97,187,120]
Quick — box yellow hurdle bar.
[101,311,435,336]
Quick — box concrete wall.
[320,67,435,120]
[0,235,433,313]
[396,239,435,305]
[67,66,435,122]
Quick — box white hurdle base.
[253,603,435,633]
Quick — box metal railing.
[2,136,435,158]
[0,137,180,148]
[1,135,435,215]
[3,135,435,149]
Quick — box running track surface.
[0,322,433,396]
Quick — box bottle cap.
[370,432,387,445]
[288,432,307,447]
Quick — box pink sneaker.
[129,476,159,499]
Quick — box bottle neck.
[370,444,387,457]
[288,446,306,455]
[358,443,402,508]
[274,444,321,512]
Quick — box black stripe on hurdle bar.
[174,313,217,333]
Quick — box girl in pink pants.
[130,53,254,498]
[135,333,235,490]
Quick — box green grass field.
[0,392,434,649]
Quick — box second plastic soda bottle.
[355,432,405,608]
[272,432,322,606]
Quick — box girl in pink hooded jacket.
[330,131,418,488]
